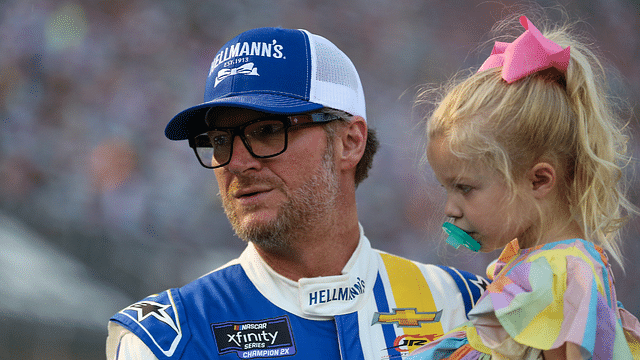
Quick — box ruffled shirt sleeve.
[469,239,639,359]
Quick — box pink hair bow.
[478,16,570,83]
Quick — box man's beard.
[221,142,339,253]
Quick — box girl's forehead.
[428,139,472,174]
[427,137,500,183]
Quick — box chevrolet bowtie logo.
[371,308,442,327]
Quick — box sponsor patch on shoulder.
[118,291,183,357]
[211,316,296,359]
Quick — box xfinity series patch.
[212,316,296,358]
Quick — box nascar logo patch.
[211,316,296,359]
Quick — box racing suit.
[107,226,488,359]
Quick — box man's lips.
[232,187,276,208]
[234,186,274,199]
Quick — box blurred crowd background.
[1,0,639,358]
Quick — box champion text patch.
[211,316,296,358]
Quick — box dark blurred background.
[1,0,639,358]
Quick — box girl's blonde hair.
[419,15,635,266]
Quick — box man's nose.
[225,136,262,173]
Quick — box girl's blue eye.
[457,185,472,194]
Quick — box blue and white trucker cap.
[165,27,367,140]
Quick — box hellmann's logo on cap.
[308,277,365,306]
[210,39,285,73]
[214,63,259,87]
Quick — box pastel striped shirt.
[408,238,640,359]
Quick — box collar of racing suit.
[239,224,379,320]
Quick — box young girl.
[410,15,640,359]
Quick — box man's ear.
[338,116,367,171]
[528,162,556,199]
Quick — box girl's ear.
[528,162,556,199]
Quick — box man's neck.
[254,219,361,282]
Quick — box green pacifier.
[442,222,481,252]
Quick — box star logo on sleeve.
[470,276,490,294]
[123,301,179,333]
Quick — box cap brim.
[165,94,324,140]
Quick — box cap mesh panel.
[313,41,359,91]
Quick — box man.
[107,27,488,360]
